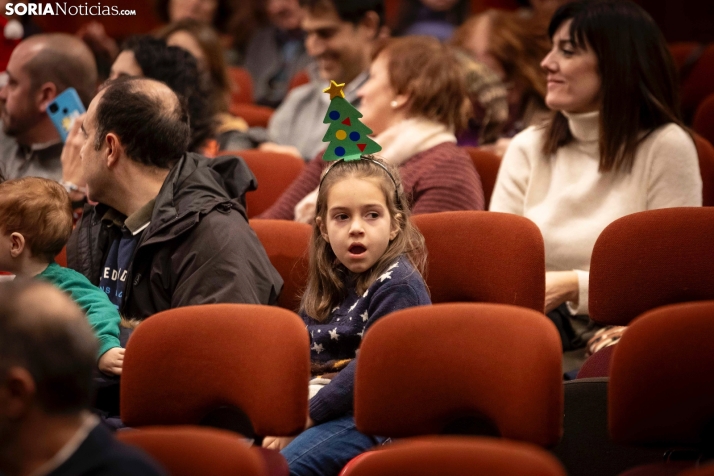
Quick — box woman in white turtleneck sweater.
[490,0,702,349]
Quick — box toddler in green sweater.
[0,177,123,375]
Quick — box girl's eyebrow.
[328,203,386,212]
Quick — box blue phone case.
[47,88,86,142]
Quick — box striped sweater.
[258,142,484,220]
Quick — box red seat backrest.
[590,207,714,326]
[340,436,566,476]
[609,301,714,447]
[670,43,714,122]
[693,133,714,206]
[220,150,304,218]
[230,104,275,128]
[228,66,254,105]
[355,303,563,446]
[413,211,545,312]
[118,426,267,476]
[464,147,501,208]
[249,219,311,312]
[694,94,714,146]
[120,304,310,437]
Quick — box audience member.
[261,36,484,222]
[77,21,120,85]
[0,177,124,376]
[453,51,509,146]
[59,36,217,205]
[0,34,96,181]
[227,0,269,64]
[259,0,386,160]
[263,158,430,476]
[452,10,550,153]
[242,0,312,108]
[154,0,235,36]
[157,20,253,151]
[394,0,470,41]
[66,77,282,319]
[0,281,164,476]
[109,36,216,153]
[521,0,572,24]
[490,0,702,352]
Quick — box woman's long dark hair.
[542,0,684,173]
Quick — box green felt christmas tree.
[321,80,381,161]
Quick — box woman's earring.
[390,100,399,108]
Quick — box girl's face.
[318,176,399,274]
[540,20,601,114]
[356,53,408,136]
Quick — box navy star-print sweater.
[300,255,431,423]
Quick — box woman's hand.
[60,113,87,201]
[544,271,579,314]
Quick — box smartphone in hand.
[47,87,86,142]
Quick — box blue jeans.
[281,414,384,476]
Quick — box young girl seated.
[263,157,431,476]
[0,177,124,376]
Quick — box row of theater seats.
[115,298,714,476]
[226,146,529,217]
[227,67,311,128]
[223,134,714,221]
[250,207,714,377]
[669,43,714,124]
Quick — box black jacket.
[67,153,283,319]
[50,423,165,475]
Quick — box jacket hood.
[148,153,257,238]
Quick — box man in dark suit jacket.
[0,281,164,476]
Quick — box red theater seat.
[118,426,267,476]
[221,150,304,218]
[413,211,545,311]
[354,303,563,446]
[249,219,310,312]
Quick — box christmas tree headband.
[321,80,381,162]
[318,81,401,208]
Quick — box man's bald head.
[91,77,190,169]
[19,34,97,107]
[0,281,97,414]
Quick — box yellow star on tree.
[323,80,346,99]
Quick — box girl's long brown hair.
[300,157,427,322]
